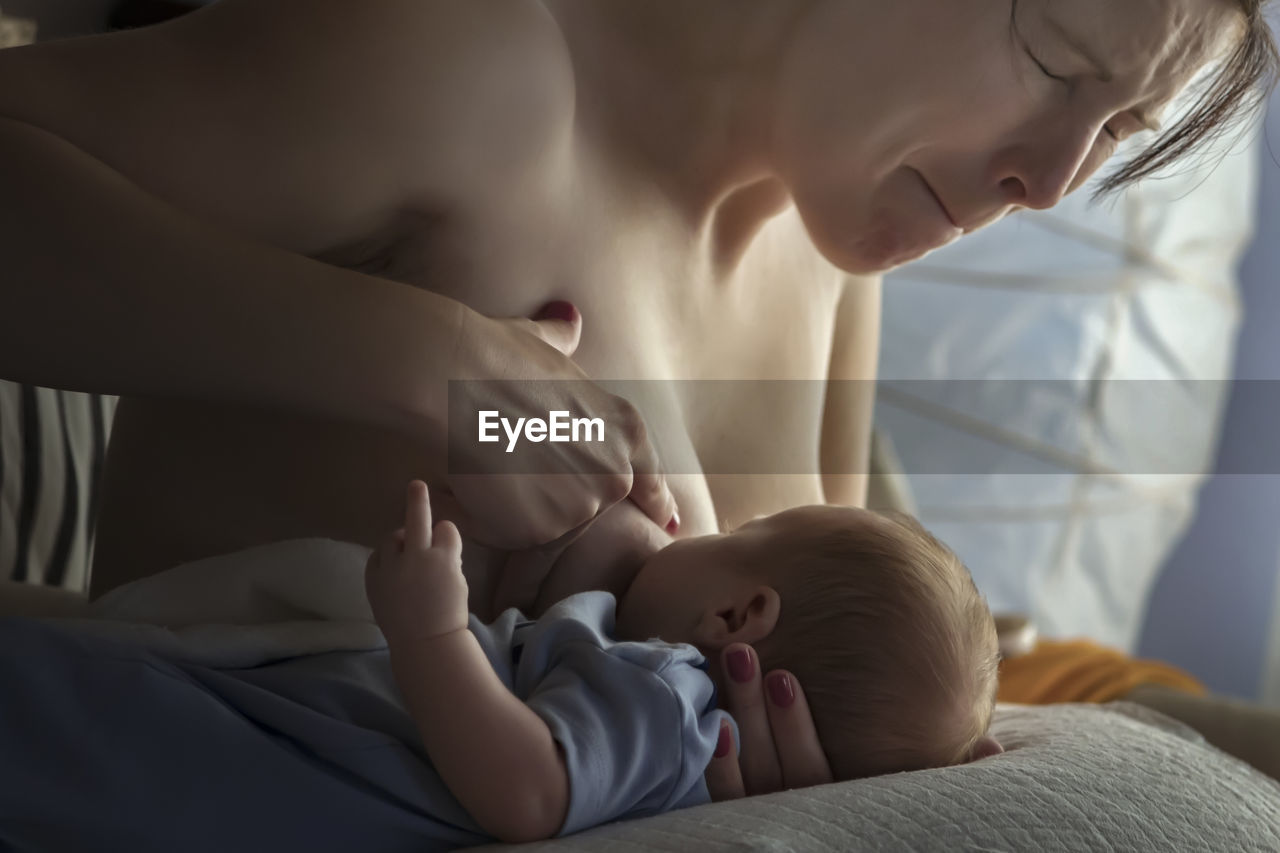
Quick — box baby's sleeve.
[511,601,732,835]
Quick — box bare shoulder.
[175,0,579,195]
[248,0,578,177]
[0,0,575,248]
[424,0,579,185]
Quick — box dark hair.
[1096,0,1279,197]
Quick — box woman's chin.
[798,203,961,273]
[825,229,958,274]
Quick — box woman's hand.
[443,301,676,565]
[704,643,833,799]
[366,481,468,643]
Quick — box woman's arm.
[1122,684,1280,782]
[0,0,539,432]
[0,114,462,445]
[0,0,674,544]
[368,482,568,842]
[820,274,883,507]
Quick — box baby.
[366,480,1000,845]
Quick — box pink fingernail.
[726,648,753,684]
[714,723,732,758]
[767,673,795,708]
[666,510,681,534]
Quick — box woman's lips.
[915,170,963,232]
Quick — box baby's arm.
[366,481,568,842]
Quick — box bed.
[2,544,1279,853]
[3,8,1276,850]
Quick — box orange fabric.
[998,639,1207,704]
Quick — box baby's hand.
[366,480,468,643]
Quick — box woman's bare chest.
[324,178,847,530]
[332,181,844,371]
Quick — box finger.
[530,301,582,356]
[762,670,833,790]
[378,527,406,559]
[403,480,432,551]
[703,720,745,802]
[491,515,595,614]
[432,519,464,562]
[627,431,678,533]
[719,644,783,795]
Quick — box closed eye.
[1030,43,1121,143]
[1011,1,1120,146]
[1010,0,1070,90]
[1025,43,1066,85]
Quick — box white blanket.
[64,538,385,667]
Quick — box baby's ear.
[963,735,1005,763]
[693,585,780,649]
[735,585,781,645]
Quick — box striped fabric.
[0,382,116,591]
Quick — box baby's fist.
[365,481,469,643]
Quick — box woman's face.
[772,0,1243,273]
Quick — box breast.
[91,180,842,597]
[309,207,520,316]
[563,210,845,531]
[307,199,844,536]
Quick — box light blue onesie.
[0,592,734,853]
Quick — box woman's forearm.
[1123,684,1280,782]
[388,629,569,842]
[0,116,462,443]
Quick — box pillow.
[472,703,1280,852]
[0,381,117,590]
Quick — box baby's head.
[615,505,999,781]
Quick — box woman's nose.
[995,124,1100,210]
